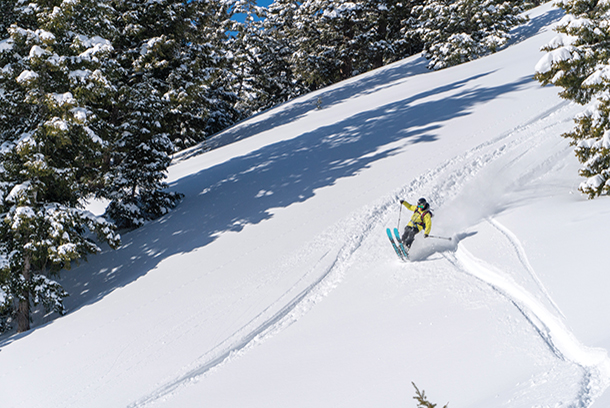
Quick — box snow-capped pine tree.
[228,0,267,114]
[231,0,306,113]
[102,75,179,229]
[1,1,19,331]
[291,0,370,89]
[104,0,241,228]
[535,0,610,198]
[228,0,425,113]
[191,0,242,137]
[416,0,526,70]
[284,0,424,91]
[0,0,120,333]
[103,0,180,228]
[364,0,424,70]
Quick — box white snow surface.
[2,4,610,408]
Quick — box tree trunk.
[17,255,31,333]
[340,56,353,80]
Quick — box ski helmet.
[417,198,427,206]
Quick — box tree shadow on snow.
[52,74,532,325]
[189,57,430,154]
[508,6,565,47]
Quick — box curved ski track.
[131,100,610,407]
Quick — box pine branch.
[412,382,448,408]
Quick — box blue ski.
[393,228,409,260]
[387,228,406,261]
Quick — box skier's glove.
[399,200,404,204]
[424,234,429,238]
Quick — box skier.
[399,198,432,249]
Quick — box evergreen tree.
[228,0,267,114]
[535,0,610,197]
[0,0,18,333]
[103,0,181,228]
[124,0,239,146]
[228,0,424,113]
[192,0,242,136]
[104,0,242,228]
[0,0,120,333]
[416,0,526,70]
[291,0,369,89]
[280,0,424,91]
[365,0,424,70]
[232,0,306,113]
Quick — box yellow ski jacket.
[401,200,432,235]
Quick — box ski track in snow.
[407,98,610,405]
[444,242,610,407]
[487,218,566,320]
[133,99,610,407]
[419,98,610,406]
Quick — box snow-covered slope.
[2,3,610,407]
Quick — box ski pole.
[427,234,452,241]
[397,202,402,230]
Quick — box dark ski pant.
[401,226,419,249]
